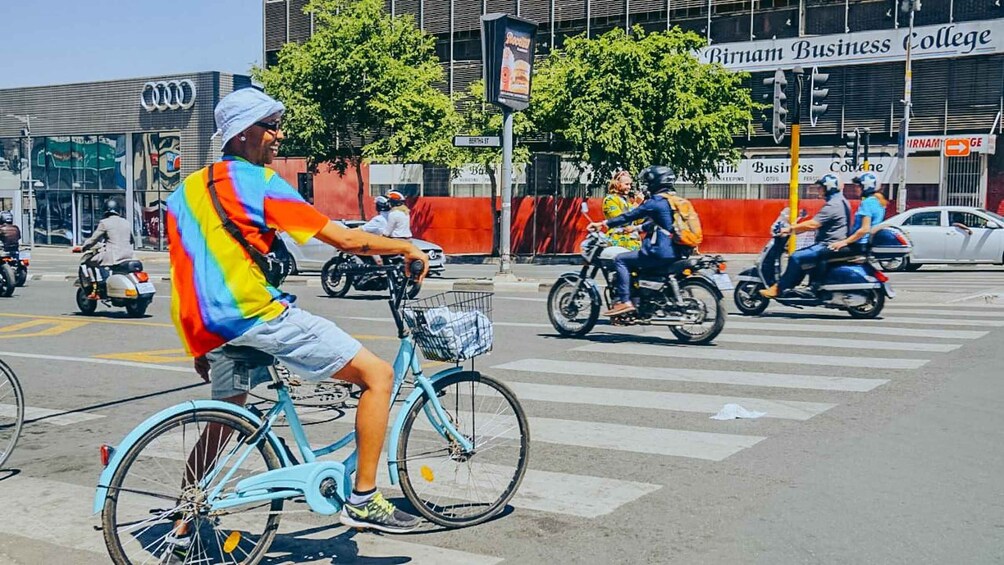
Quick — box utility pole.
[7,114,36,248]
[499,109,514,275]
[787,67,804,254]
[897,0,920,214]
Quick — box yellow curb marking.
[0,318,90,338]
[96,348,191,364]
[0,312,173,328]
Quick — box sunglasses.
[254,120,282,132]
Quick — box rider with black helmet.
[75,199,136,299]
[588,165,679,316]
[0,211,20,253]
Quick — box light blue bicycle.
[94,260,529,564]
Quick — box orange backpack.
[658,193,703,249]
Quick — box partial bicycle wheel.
[397,372,529,528]
[102,409,283,565]
[0,359,24,469]
[320,258,352,297]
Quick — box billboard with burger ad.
[481,14,538,112]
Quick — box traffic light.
[809,67,829,127]
[845,129,861,168]
[763,69,788,144]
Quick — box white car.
[279,220,446,275]
[878,206,1004,271]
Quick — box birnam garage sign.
[699,19,1003,72]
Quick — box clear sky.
[1,0,262,89]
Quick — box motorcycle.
[320,253,421,299]
[547,204,729,344]
[733,226,912,319]
[74,244,156,317]
[0,248,29,297]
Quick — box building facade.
[265,0,1004,253]
[0,72,251,249]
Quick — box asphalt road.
[1,252,1003,564]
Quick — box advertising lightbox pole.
[481,13,538,276]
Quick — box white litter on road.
[711,403,767,420]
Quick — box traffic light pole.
[897,5,916,214]
[788,67,804,254]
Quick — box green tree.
[254,0,456,218]
[451,81,534,255]
[532,27,757,186]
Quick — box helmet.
[103,199,121,217]
[375,195,391,212]
[639,165,676,194]
[386,190,405,205]
[853,172,879,196]
[0,211,12,224]
[814,174,841,195]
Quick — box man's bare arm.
[314,220,429,280]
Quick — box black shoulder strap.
[205,163,273,275]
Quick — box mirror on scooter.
[580,202,589,215]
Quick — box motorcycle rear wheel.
[125,298,150,318]
[547,277,599,337]
[321,258,352,297]
[733,281,769,316]
[669,279,727,344]
[14,266,27,287]
[846,289,885,319]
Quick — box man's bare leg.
[331,348,393,491]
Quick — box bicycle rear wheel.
[101,409,283,565]
[397,372,529,528]
[0,359,24,468]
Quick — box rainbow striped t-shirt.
[166,156,329,357]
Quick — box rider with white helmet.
[761,173,851,298]
[828,172,886,252]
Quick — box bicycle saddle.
[222,345,275,367]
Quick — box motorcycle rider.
[361,196,392,235]
[588,165,679,317]
[828,172,886,252]
[384,190,413,239]
[74,200,135,300]
[0,211,20,253]
[761,174,850,298]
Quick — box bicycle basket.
[402,291,494,362]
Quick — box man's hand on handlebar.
[403,245,429,282]
[587,221,606,232]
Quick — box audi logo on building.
[140,79,197,112]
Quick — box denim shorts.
[208,306,362,400]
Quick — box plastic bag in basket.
[406,306,493,361]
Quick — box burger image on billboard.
[511,60,531,96]
[500,28,532,100]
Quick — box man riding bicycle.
[165,88,428,549]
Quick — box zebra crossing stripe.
[713,333,959,352]
[575,342,928,370]
[507,382,835,420]
[494,359,887,392]
[0,476,503,564]
[876,308,1004,319]
[0,404,105,426]
[725,314,1004,327]
[885,302,1004,309]
[724,321,986,340]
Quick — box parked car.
[279,220,446,275]
[877,206,1004,271]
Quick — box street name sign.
[454,136,502,147]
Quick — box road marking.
[495,296,548,303]
[884,302,1004,309]
[725,320,987,340]
[0,312,173,328]
[877,308,1004,319]
[713,333,959,352]
[0,318,90,338]
[508,382,835,420]
[0,351,192,373]
[342,315,551,328]
[0,404,104,426]
[727,313,1004,327]
[575,342,929,370]
[0,476,503,564]
[96,348,190,364]
[494,359,887,392]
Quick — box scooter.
[74,244,156,317]
[0,248,28,296]
[733,227,912,319]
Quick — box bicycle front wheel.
[101,409,283,565]
[397,372,529,528]
[0,359,24,468]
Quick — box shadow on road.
[23,382,206,426]
[0,469,21,482]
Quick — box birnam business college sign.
[699,19,1004,72]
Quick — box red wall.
[271,158,930,255]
